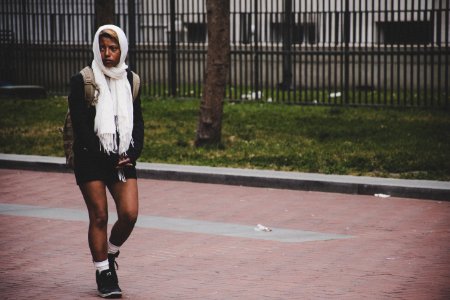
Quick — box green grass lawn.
[1,96,449,181]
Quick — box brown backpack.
[62,67,140,169]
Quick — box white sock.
[94,259,109,273]
[108,240,120,255]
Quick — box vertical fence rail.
[169,0,177,97]
[446,0,449,106]
[0,0,449,108]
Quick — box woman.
[68,24,144,298]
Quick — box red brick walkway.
[1,169,449,299]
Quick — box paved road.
[1,168,450,299]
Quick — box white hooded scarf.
[91,24,134,156]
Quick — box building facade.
[0,0,449,105]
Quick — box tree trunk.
[195,0,230,147]
[95,0,115,28]
[279,0,293,90]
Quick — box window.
[376,21,433,45]
[0,29,15,44]
[270,22,317,44]
[240,13,252,44]
[185,22,207,43]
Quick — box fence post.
[128,0,136,71]
[279,0,293,91]
[20,0,29,83]
[95,0,115,29]
[21,0,28,44]
[253,0,260,97]
[343,0,350,104]
[169,0,177,97]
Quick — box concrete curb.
[1,153,449,201]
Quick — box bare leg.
[107,178,139,247]
[79,180,109,262]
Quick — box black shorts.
[74,149,137,185]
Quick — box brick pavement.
[0,168,449,299]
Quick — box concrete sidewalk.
[1,153,449,201]
[1,168,450,299]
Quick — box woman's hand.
[116,155,133,168]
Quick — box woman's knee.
[80,181,108,228]
[90,211,108,228]
[118,210,138,226]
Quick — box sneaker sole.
[98,291,122,298]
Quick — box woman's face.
[99,36,121,68]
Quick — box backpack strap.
[80,66,98,106]
[131,71,140,101]
[80,66,140,104]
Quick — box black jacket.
[68,68,144,166]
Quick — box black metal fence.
[0,0,449,107]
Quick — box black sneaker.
[108,251,120,285]
[96,269,122,298]
[108,251,120,273]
